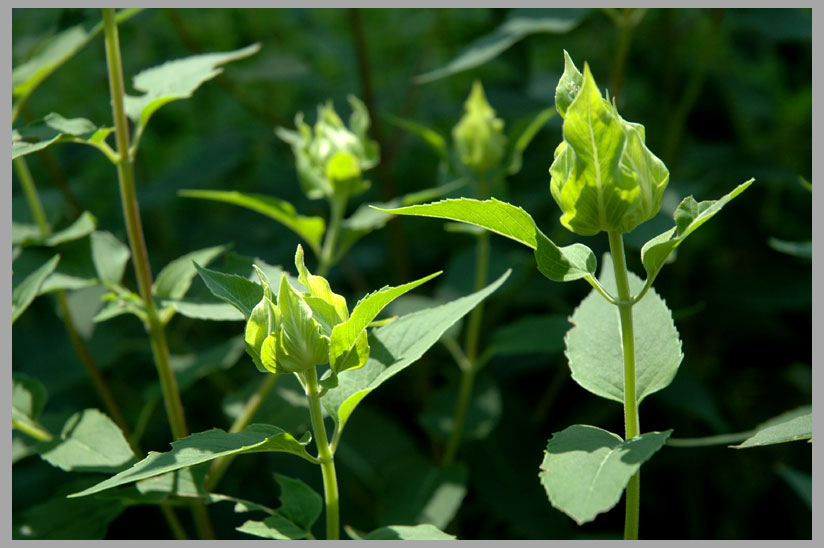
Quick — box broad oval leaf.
[565,253,683,404]
[68,424,313,498]
[179,190,325,256]
[322,270,510,433]
[373,198,595,282]
[539,424,672,525]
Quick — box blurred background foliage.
[12,8,811,540]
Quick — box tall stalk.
[608,231,640,540]
[101,9,213,539]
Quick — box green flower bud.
[549,55,669,236]
[276,95,379,201]
[452,80,507,173]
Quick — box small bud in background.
[452,80,507,174]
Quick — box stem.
[14,157,49,234]
[318,194,347,277]
[12,418,53,442]
[607,231,640,540]
[204,374,278,492]
[103,9,213,539]
[304,368,340,540]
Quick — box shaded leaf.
[68,424,313,497]
[419,373,501,441]
[90,231,130,285]
[384,113,447,158]
[540,425,671,525]
[507,106,555,174]
[195,262,264,320]
[12,113,113,160]
[161,298,244,321]
[731,406,811,448]
[566,253,683,404]
[12,211,97,248]
[12,254,60,323]
[488,314,569,357]
[13,487,125,540]
[237,474,323,539]
[775,464,811,509]
[767,238,812,259]
[153,244,228,300]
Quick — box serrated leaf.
[68,424,313,498]
[322,270,510,433]
[179,190,325,255]
[195,262,264,320]
[539,425,671,525]
[488,314,569,357]
[12,254,59,323]
[90,231,130,284]
[329,271,441,374]
[507,107,555,174]
[295,244,348,328]
[124,44,261,146]
[415,9,589,84]
[566,253,683,404]
[274,474,323,531]
[731,406,811,448]
[12,113,113,160]
[153,244,228,300]
[36,409,136,473]
[363,524,456,540]
[641,180,753,283]
[374,198,596,282]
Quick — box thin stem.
[14,157,49,234]
[12,418,53,442]
[607,231,640,540]
[103,9,212,539]
[204,374,278,492]
[304,368,340,540]
[318,194,347,277]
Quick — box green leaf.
[124,44,261,147]
[329,271,441,374]
[13,485,125,539]
[153,244,228,300]
[488,314,569,357]
[415,9,590,83]
[565,253,683,404]
[322,270,510,433]
[12,372,47,420]
[363,524,456,540]
[239,474,323,539]
[384,114,447,158]
[731,406,811,448]
[68,424,313,498]
[90,231,130,284]
[13,211,97,248]
[419,373,501,441]
[270,273,330,373]
[161,298,244,321]
[507,106,555,174]
[374,198,596,282]
[36,409,136,473]
[195,262,264,320]
[12,254,60,323]
[12,113,114,160]
[554,50,583,118]
[237,514,308,540]
[539,425,672,525]
[767,238,812,259]
[641,180,754,283]
[775,464,811,509]
[179,190,325,255]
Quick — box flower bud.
[549,55,669,236]
[276,95,379,201]
[452,80,507,173]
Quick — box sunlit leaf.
[195,263,264,320]
[153,243,229,300]
[363,524,456,540]
[731,406,811,448]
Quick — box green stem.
[204,374,278,492]
[607,231,640,540]
[103,9,213,539]
[12,417,53,442]
[14,157,50,234]
[304,368,340,540]
[318,194,347,277]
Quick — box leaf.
[90,231,130,284]
[329,271,442,374]
[731,406,811,448]
[566,253,682,404]
[36,409,136,473]
[363,524,456,540]
[775,464,811,509]
[13,211,97,248]
[767,238,812,259]
[384,113,447,158]
[415,9,590,83]
[374,198,596,282]
[322,270,510,433]
[641,180,753,283]
[554,50,584,118]
[12,254,60,323]
[238,474,323,539]
[13,486,125,540]
[487,314,569,357]
[178,190,325,255]
[195,262,264,320]
[419,373,501,441]
[68,424,313,498]
[153,243,228,300]
[507,106,555,174]
[539,425,672,525]
[12,113,113,160]
[124,44,261,146]
[12,372,47,420]
[237,514,308,540]
[162,298,244,321]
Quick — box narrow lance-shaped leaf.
[322,270,510,433]
[12,254,60,324]
[540,425,672,525]
[731,406,811,449]
[329,271,442,374]
[68,424,313,498]
[641,179,754,285]
[373,198,596,282]
[179,190,325,256]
